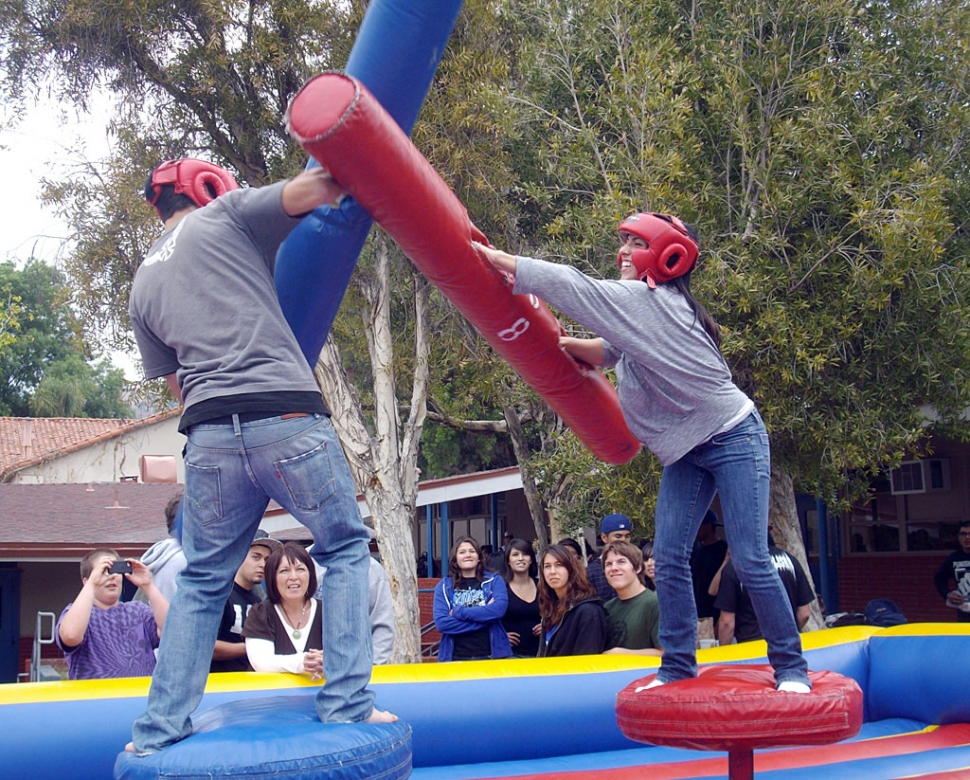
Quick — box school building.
[0,415,966,681]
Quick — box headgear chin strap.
[617,212,698,289]
[149,158,239,211]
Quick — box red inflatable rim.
[616,664,864,753]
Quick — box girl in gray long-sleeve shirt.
[474,213,810,692]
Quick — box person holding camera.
[56,548,169,680]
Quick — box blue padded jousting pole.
[274,0,466,364]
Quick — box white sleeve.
[245,637,306,674]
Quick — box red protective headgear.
[148,158,239,210]
[617,212,698,289]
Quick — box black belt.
[204,412,311,425]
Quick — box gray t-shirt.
[130,183,321,413]
[513,255,751,466]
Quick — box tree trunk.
[313,240,429,664]
[504,406,549,548]
[768,464,824,632]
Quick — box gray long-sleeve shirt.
[313,556,394,664]
[513,255,751,466]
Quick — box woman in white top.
[243,542,323,678]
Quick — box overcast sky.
[0,94,143,379]
[0,95,116,267]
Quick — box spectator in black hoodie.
[537,544,607,657]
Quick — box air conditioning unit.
[890,458,951,495]
[139,454,178,483]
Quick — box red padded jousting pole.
[286,73,641,464]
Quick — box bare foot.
[124,741,157,757]
[365,708,398,723]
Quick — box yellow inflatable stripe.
[2,624,954,706]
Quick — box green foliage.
[0,259,82,415]
[418,420,514,479]
[525,431,663,539]
[386,0,549,477]
[1,0,359,351]
[29,354,131,418]
[6,0,970,522]
[490,0,970,513]
[684,0,970,500]
[0,292,20,349]
[41,134,162,352]
[0,0,356,180]
[0,259,131,417]
[0,287,22,361]
[499,0,706,255]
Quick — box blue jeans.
[652,410,809,687]
[131,413,375,753]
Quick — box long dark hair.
[668,269,721,350]
[502,537,538,582]
[538,544,597,628]
[640,540,656,590]
[447,535,484,587]
[664,222,721,349]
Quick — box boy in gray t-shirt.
[127,159,396,757]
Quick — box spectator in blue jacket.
[433,536,512,661]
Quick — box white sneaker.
[634,678,666,693]
[777,681,811,694]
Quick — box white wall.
[13,417,186,484]
[18,562,79,638]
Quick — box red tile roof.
[0,482,184,559]
[0,411,180,480]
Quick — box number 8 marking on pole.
[498,318,530,341]
[497,295,540,342]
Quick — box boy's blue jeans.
[131,413,375,753]
[653,409,810,687]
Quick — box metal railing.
[30,612,57,682]
[418,585,440,658]
[420,621,440,657]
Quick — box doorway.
[0,567,22,682]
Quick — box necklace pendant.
[292,629,302,640]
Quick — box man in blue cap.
[587,513,633,602]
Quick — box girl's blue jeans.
[652,409,810,687]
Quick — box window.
[847,456,962,554]
[846,499,900,553]
[889,459,951,495]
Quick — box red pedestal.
[616,665,864,780]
